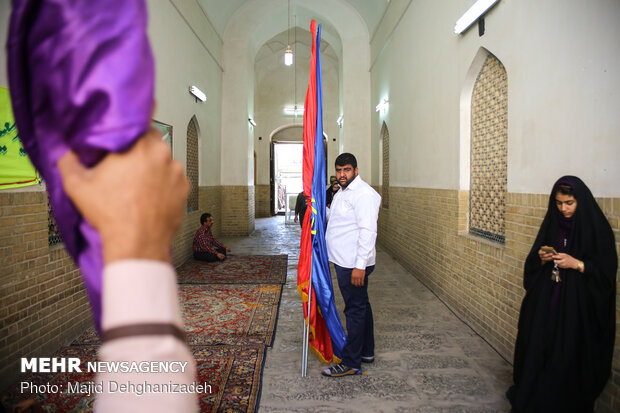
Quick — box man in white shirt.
[58,128,198,412]
[322,153,381,377]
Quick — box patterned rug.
[181,284,282,347]
[0,346,98,412]
[194,345,265,413]
[176,255,288,285]
[71,283,284,348]
[71,327,100,346]
[1,345,265,413]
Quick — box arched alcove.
[380,121,390,209]
[460,48,508,243]
[186,116,200,212]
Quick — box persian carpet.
[71,327,100,346]
[193,345,265,413]
[176,255,288,285]
[1,346,98,412]
[1,345,266,413]
[180,284,282,347]
[72,282,285,348]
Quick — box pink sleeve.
[95,260,198,412]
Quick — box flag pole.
[301,319,308,377]
[301,261,307,376]
[302,259,313,377]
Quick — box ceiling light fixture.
[284,0,293,66]
[284,106,304,116]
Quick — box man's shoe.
[322,363,360,377]
[361,355,375,363]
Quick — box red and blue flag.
[297,20,346,364]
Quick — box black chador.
[507,176,617,413]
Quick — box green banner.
[0,86,39,190]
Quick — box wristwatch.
[577,260,584,273]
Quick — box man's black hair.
[200,213,212,225]
[335,153,357,169]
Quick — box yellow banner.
[0,87,39,190]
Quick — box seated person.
[193,213,231,261]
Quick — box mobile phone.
[541,246,557,254]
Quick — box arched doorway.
[268,124,328,216]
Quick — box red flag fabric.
[296,19,335,363]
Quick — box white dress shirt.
[96,260,198,412]
[326,175,381,269]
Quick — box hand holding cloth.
[7,0,155,332]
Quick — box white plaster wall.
[254,33,339,186]
[221,12,254,186]
[147,0,222,186]
[221,0,370,186]
[371,0,620,197]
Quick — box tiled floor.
[219,217,513,413]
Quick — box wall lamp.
[454,0,500,34]
[375,98,389,114]
[189,85,206,102]
[336,115,343,128]
[248,118,257,127]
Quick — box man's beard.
[339,174,356,188]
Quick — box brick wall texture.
[0,189,91,391]
[255,184,271,218]
[376,185,620,413]
[0,185,230,391]
[221,185,255,236]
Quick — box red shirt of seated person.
[193,213,231,262]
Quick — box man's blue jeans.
[334,263,375,369]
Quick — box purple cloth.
[7,0,155,332]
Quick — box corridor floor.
[219,216,513,413]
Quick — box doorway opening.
[272,142,303,216]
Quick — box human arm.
[97,261,197,412]
[353,191,381,272]
[351,190,381,286]
[211,235,230,253]
[351,268,366,287]
[58,128,197,411]
[552,253,585,273]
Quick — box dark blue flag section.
[310,24,346,360]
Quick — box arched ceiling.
[199,0,389,42]
[255,27,339,71]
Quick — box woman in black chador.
[507,176,617,412]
